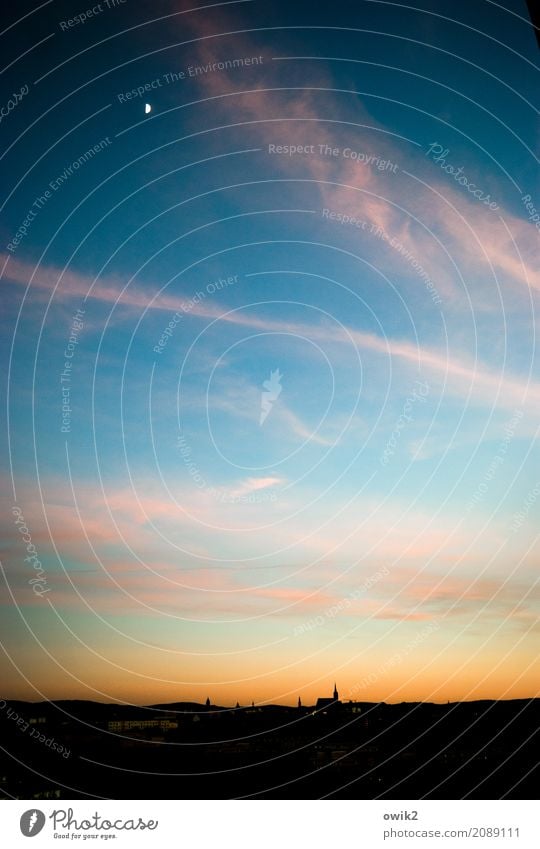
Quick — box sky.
[0,0,539,706]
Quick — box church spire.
[333,682,339,701]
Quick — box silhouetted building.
[107,716,178,733]
[316,683,341,711]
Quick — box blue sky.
[1,0,539,705]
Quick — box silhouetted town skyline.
[1,692,538,800]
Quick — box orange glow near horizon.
[2,635,538,706]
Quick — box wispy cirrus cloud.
[3,250,539,417]
[227,476,284,497]
[175,8,540,304]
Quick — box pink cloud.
[227,476,284,497]
[175,7,540,301]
